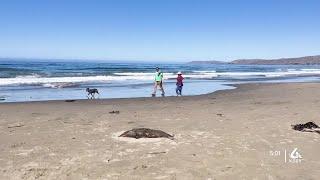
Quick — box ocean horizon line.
[0,57,192,64]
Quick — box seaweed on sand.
[292,122,320,134]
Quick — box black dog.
[86,88,99,99]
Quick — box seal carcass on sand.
[119,128,174,140]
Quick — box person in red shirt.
[176,71,184,96]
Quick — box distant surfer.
[152,67,165,97]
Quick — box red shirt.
[176,75,184,86]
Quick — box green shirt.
[155,72,163,81]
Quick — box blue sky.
[0,0,319,62]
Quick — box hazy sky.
[0,0,319,62]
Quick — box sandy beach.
[1,83,320,179]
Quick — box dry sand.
[0,83,320,179]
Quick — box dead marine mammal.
[119,128,174,140]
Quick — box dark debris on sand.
[216,113,224,117]
[65,100,76,102]
[119,128,174,139]
[292,121,320,134]
[109,110,120,114]
[8,124,24,128]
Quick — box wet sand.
[0,83,320,179]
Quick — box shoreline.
[0,82,302,104]
[0,79,236,103]
[1,82,320,179]
[2,78,320,104]
[0,82,237,104]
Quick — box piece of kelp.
[292,122,319,131]
[109,110,120,114]
[65,100,76,102]
[292,121,320,134]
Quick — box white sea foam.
[0,75,147,86]
[115,72,218,79]
[212,69,320,78]
[0,74,217,86]
[42,82,79,88]
[300,69,320,71]
[114,72,173,76]
[1,69,320,86]
[193,70,217,73]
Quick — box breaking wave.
[1,69,320,87]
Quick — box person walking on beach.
[176,71,184,96]
[152,67,165,97]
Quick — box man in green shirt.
[152,67,165,97]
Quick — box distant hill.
[187,60,226,64]
[231,55,320,65]
[188,55,320,65]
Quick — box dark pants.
[176,85,183,95]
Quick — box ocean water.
[1,60,320,102]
